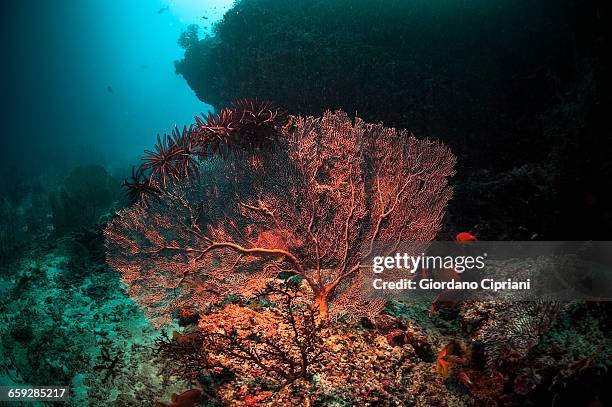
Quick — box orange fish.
[156,389,202,407]
[455,232,477,242]
[436,345,450,378]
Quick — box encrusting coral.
[157,292,423,405]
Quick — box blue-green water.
[1,0,231,174]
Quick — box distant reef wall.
[175,0,585,168]
[175,0,611,239]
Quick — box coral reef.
[461,300,561,371]
[174,0,570,169]
[177,24,200,50]
[0,169,49,265]
[0,198,27,264]
[196,284,324,385]
[157,299,424,405]
[49,165,119,234]
[2,210,610,405]
[0,224,189,406]
[105,107,455,324]
[2,0,610,404]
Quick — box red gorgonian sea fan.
[106,110,455,326]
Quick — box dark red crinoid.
[230,99,287,128]
[194,108,236,157]
[123,166,162,206]
[228,98,287,150]
[141,133,182,188]
[126,99,286,205]
[170,125,200,178]
[193,99,287,156]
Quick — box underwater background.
[1,0,610,406]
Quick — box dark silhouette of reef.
[175,0,612,240]
[49,165,121,235]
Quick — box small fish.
[455,232,477,242]
[139,64,149,69]
[201,15,208,20]
[436,345,450,378]
[436,342,465,379]
[156,389,202,407]
[106,85,113,93]
[157,6,169,14]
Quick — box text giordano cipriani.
[370,253,531,292]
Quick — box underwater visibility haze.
[1,0,231,174]
[1,0,611,406]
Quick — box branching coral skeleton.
[105,105,455,325]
